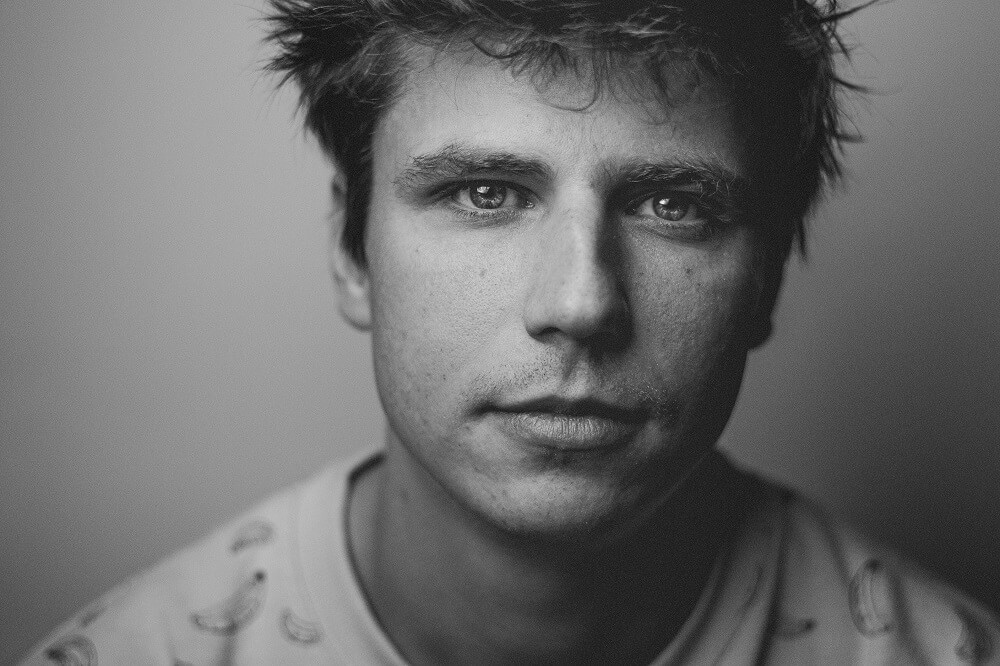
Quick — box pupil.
[653,196,688,222]
[470,184,507,209]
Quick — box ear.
[746,257,786,350]
[328,173,372,330]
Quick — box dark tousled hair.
[266,0,870,269]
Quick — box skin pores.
[349,47,766,544]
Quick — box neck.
[348,440,746,666]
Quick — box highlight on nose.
[521,214,629,344]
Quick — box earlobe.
[747,259,786,350]
[328,176,372,330]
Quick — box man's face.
[352,47,766,541]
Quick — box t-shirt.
[20,450,1000,665]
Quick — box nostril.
[522,265,630,343]
[521,208,629,343]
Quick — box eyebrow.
[614,159,747,199]
[611,159,751,226]
[393,143,748,205]
[394,144,553,193]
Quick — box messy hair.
[266,0,869,268]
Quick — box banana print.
[44,635,97,666]
[848,559,896,636]
[280,608,324,645]
[21,459,1000,665]
[230,520,275,553]
[190,571,267,635]
[956,604,994,663]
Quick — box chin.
[461,472,655,545]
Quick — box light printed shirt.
[21,451,1000,665]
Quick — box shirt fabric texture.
[21,450,1000,665]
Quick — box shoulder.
[18,458,356,666]
[768,485,1000,664]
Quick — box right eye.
[451,182,533,211]
[628,192,703,224]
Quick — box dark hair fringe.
[265,0,876,265]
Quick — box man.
[21,0,999,664]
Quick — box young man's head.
[266,0,859,543]
[269,0,858,271]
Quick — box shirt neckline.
[293,449,783,665]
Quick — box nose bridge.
[522,195,626,341]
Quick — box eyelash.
[439,181,536,223]
[622,190,722,241]
[437,181,732,241]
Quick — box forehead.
[374,44,748,181]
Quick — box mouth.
[486,396,647,451]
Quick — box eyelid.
[444,179,536,209]
[622,189,700,214]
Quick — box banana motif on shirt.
[230,520,275,553]
[44,635,97,666]
[956,604,994,663]
[281,607,324,645]
[190,570,267,635]
[849,559,897,636]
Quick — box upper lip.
[491,396,646,423]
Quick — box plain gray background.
[2,0,998,662]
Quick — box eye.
[469,184,507,209]
[451,182,532,211]
[631,192,701,223]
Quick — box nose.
[522,202,629,345]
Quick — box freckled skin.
[327,39,788,663]
[343,46,768,547]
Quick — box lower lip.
[491,411,643,451]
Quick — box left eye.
[631,193,701,222]
[451,183,531,210]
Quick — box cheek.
[634,247,759,380]
[365,225,511,404]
